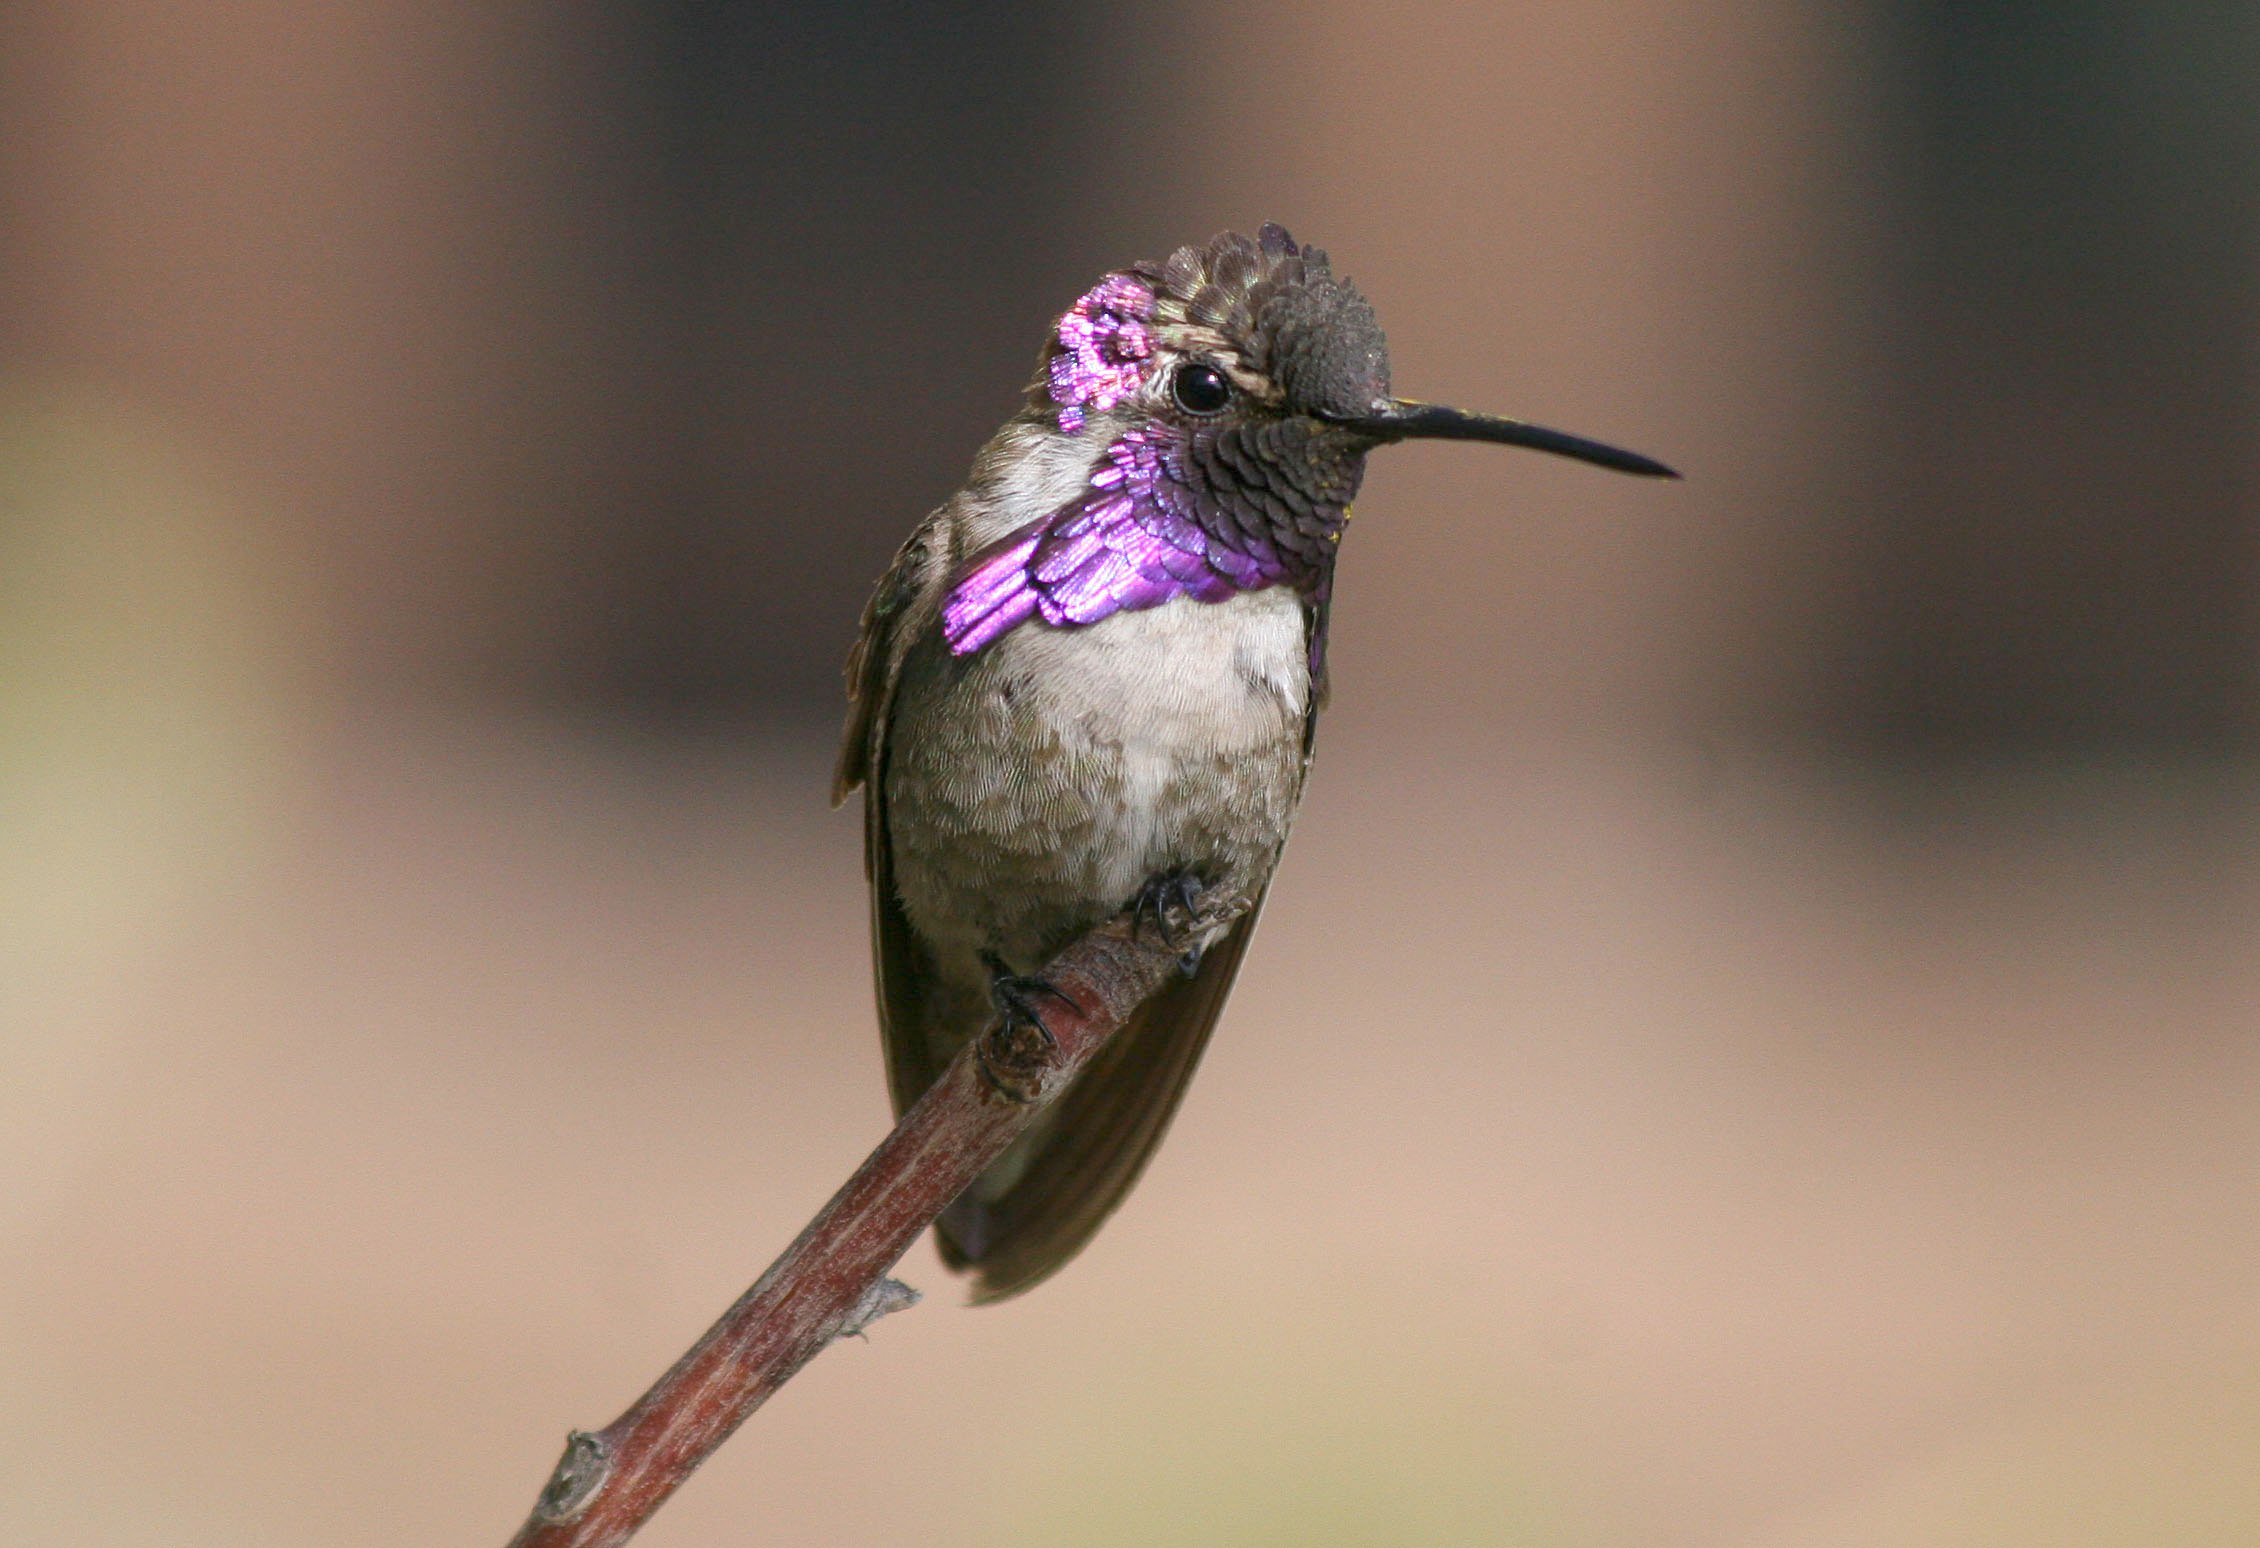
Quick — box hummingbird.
[835,224,1673,1302]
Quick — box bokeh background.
[6,4,2259,1544]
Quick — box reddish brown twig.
[505,887,1249,1548]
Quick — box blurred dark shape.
[546,4,1099,725]
[7,0,2253,758]
[1821,1,2260,755]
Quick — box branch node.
[532,1430,611,1524]
[976,1015,1060,1103]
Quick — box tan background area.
[6,2,2258,1544]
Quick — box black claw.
[982,952,1073,1055]
[1132,869,1205,952]
[1178,947,1204,978]
[1130,885,1170,949]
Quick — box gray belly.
[884,587,1312,984]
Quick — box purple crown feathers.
[1047,274,1156,435]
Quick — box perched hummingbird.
[835,224,1673,1302]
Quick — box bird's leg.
[1131,869,1208,977]
[979,951,1079,1101]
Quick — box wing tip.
[929,905,1272,1307]
[939,1198,1080,1306]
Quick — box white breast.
[999,585,1310,754]
[883,560,1315,977]
[990,587,1307,911]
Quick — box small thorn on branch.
[834,1277,920,1342]
[531,1431,611,1526]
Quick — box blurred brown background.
[5,3,2259,1545]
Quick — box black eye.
[1171,361,1233,415]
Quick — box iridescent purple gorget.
[944,270,1332,658]
[942,424,1308,657]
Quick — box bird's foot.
[1131,869,1208,975]
[979,952,1076,1102]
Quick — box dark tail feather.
[936,902,1265,1303]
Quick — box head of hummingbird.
[941,223,1674,659]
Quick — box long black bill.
[1339,398,1678,478]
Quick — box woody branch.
[503,884,1250,1548]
